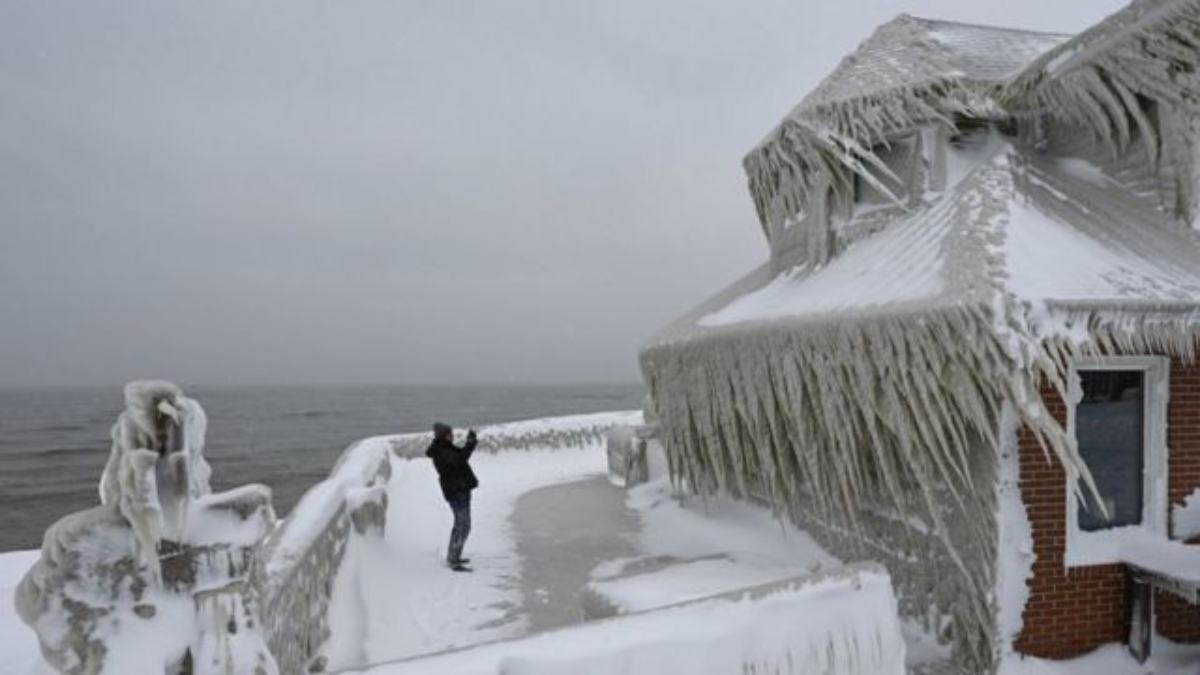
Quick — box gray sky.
[1,0,1124,387]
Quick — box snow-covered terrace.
[5,410,1200,673]
[321,411,876,671]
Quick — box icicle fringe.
[643,304,1023,669]
[1002,0,1200,167]
[745,80,991,245]
[641,300,1200,669]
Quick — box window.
[1065,357,1169,564]
[1075,370,1145,531]
[853,135,916,207]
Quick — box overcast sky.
[0,0,1125,387]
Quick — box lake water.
[0,383,642,552]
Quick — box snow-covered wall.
[260,437,392,675]
[360,563,905,675]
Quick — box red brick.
[1013,353,1200,659]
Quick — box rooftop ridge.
[901,14,1072,39]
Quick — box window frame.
[1064,355,1170,566]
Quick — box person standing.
[426,422,478,571]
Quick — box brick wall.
[1013,355,1200,659]
[1159,357,1200,642]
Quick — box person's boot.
[448,560,472,572]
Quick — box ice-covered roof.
[796,16,1066,112]
[1009,0,1200,93]
[744,2,1200,253]
[1002,0,1200,150]
[656,138,1200,341]
[743,16,1069,245]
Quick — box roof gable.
[744,1,1200,257]
[1003,0,1200,161]
[799,15,1065,111]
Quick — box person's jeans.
[447,494,471,564]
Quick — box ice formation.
[641,1,1200,670]
[13,381,400,674]
[16,381,279,674]
[97,381,212,580]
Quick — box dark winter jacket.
[426,436,479,501]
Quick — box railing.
[260,437,393,674]
[389,412,641,459]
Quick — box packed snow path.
[511,476,638,632]
[324,430,617,668]
[325,412,841,672]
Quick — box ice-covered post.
[15,381,279,675]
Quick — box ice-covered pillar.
[15,381,279,675]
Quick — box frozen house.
[640,0,1200,671]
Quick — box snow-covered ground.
[586,475,838,613]
[324,423,627,668]
[998,642,1200,675]
[346,564,907,675]
[324,411,843,670]
[3,410,1200,674]
[0,550,46,675]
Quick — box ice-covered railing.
[344,563,905,675]
[261,436,393,675]
[388,412,643,459]
[261,412,640,673]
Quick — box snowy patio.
[299,411,1200,675]
[321,412,861,671]
[5,409,1200,673]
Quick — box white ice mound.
[15,380,279,675]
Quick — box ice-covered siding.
[777,435,998,670]
[1013,354,1200,659]
[641,300,1022,672]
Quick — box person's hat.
[432,422,452,439]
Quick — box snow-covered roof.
[641,138,1200,592]
[662,148,1200,342]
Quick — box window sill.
[1066,526,1200,584]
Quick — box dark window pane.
[1076,370,1144,531]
